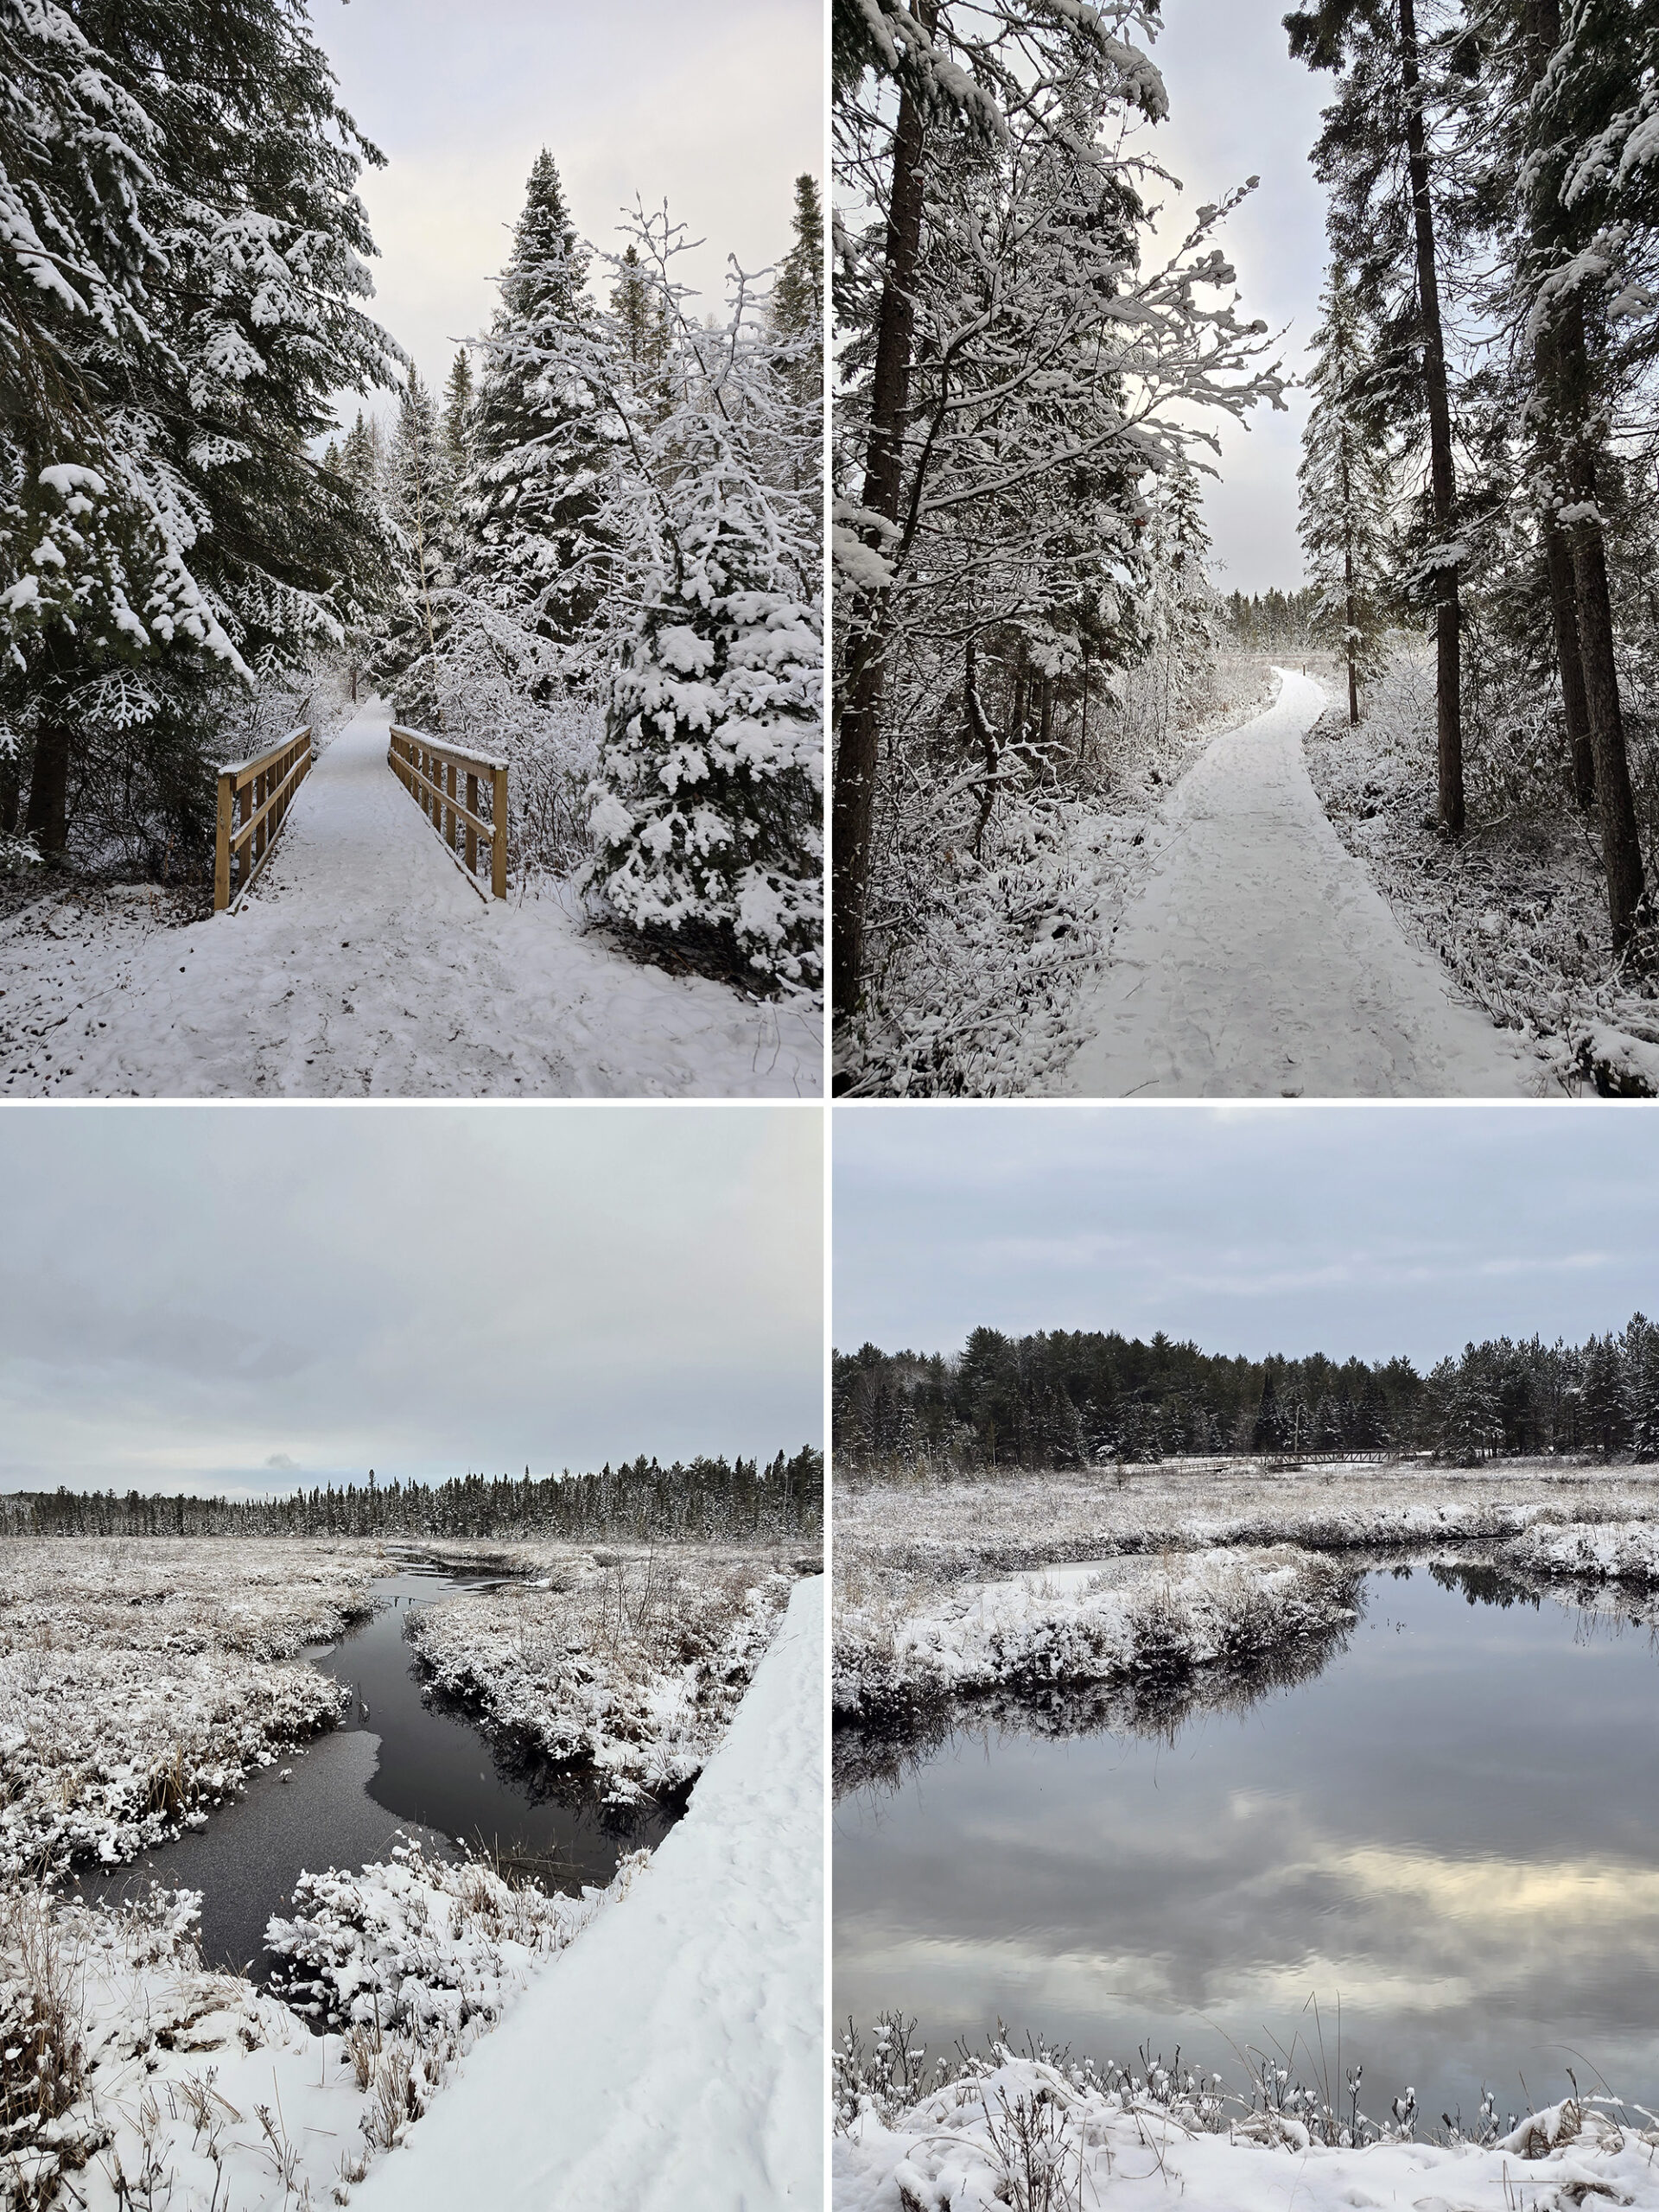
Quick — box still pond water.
[83,1567,671,1974]
[835,1561,1659,2124]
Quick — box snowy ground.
[0,1541,378,1878]
[402,1544,805,1804]
[0,1816,643,2211]
[1050,670,1555,1096]
[1307,650,1659,1096]
[351,1573,823,2212]
[0,702,820,1097]
[835,2050,1659,2211]
[833,1458,1659,1713]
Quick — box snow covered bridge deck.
[0,701,819,1097]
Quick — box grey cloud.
[0,1106,822,1494]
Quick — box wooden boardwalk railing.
[214,726,312,912]
[388,725,508,899]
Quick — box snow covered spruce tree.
[0,0,398,868]
[465,150,610,649]
[1299,264,1392,725]
[831,0,1282,1081]
[581,215,823,985]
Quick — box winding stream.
[835,1560,1659,2126]
[82,1567,672,1974]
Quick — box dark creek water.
[81,1568,672,1975]
[835,1561,1659,2126]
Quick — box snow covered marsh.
[831,1457,1659,1715]
[402,1541,809,1805]
[1307,644,1659,1095]
[0,1541,378,1880]
[0,1539,815,2209]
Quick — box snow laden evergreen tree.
[465,150,609,647]
[1299,265,1393,724]
[0,0,398,865]
[370,367,455,724]
[770,175,825,431]
[442,351,476,480]
[579,215,822,984]
[1138,468,1221,745]
[1286,0,1469,833]
[831,0,1282,1076]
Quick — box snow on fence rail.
[389,724,508,899]
[213,723,312,912]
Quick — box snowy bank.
[834,1546,1357,1718]
[353,1573,824,2212]
[833,1461,1659,1713]
[0,1842,637,2212]
[834,2050,1659,2212]
[404,1545,800,1803]
[1305,648,1659,1095]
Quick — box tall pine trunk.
[830,8,934,1025]
[1522,0,1646,947]
[1399,0,1462,833]
[1543,514,1594,807]
[1566,435,1646,950]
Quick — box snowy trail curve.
[353,1573,824,2212]
[1052,669,1548,1097]
[0,702,819,1097]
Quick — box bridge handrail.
[214,725,312,912]
[388,724,508,899]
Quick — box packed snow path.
[353,1573,823,2212]
[1053,669,1548,1097]
[0,702,818,1096]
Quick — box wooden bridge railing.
[388,725,507,899]
[214,725,312,912]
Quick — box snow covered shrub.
[384,592,602,882]
[590,551,823,982]
[264,1838,638,2042]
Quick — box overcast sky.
[0,1107,821,1497]
[308,0,821,416]
[836,1106,1659,1370]
[1142,1,1332,597]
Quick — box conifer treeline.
[2,1448,823,1543]
[836,1319,1659,1472]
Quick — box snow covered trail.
[353,1573,824,2212]
[0,702,820,1096]
[1052,669,1550,1096]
